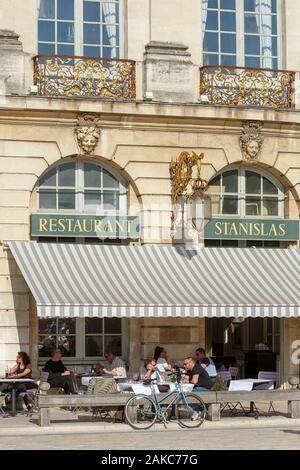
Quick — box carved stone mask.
[240,121,264,162]
[75,114,101,155]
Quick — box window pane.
[57,0,74,20]
[102,47,119,59]
[223,170,238,193]
[84,45,101,57]
[39,319,57,335]
[57,335,76,356]
[39,167,56,186]
[220,0,235,9]
[246,171,261,194]
[222,196,238,214]
[38,42,56,54]
[58,190,75,209]
[271,0,277,13]
[84,23,100,44]
[84,163,101,187]
[39,189,56,209]
[86,336,103,356]
[246,197,261,215]
[245,14,260,34]
[271,15,277,35]
[105,318,122,334]
[84,1,100,22]
[220,12,236,32]
[203,53,219,65]
[244,0,256,12]
[208,174,221,193]
[263,177,277,195]
[58,162,75,186]
[38,0,55,19]
[245,35,260,55]
[246,240,263,247]
[57,22,74,43]
[262,198,278,216]
[203,32,218,52]
[221,34,236,53]
[206,0,218,8]
[220,54,236,66]
[102,2,119,23]
[57,44,74,55]
[206,10,218,30]
[38,335,57,357]
[58,319,76,334]
[245,56,260,68]
[102,24,118,46]
[38,20,55,41]
[103,169,119,188]
[103,192,119,210]
[104,336,121,356]
[221,240,239,247]
[210,195,221,215]
[86,318,103,334]
[84,191,101,210]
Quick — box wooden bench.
[38,389,300,426]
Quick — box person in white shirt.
[153,346,172,371]
[97,350,126,378]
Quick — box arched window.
[206,166,284,218]
[37,159,127,213]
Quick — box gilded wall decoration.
[75,113,101,155]
[170,151,208,244]
[240,121,264,162]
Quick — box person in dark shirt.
[43,349,76,394]
[183,356,213,391]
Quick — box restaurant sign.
[204,218,299,240]
[31,214,140,239]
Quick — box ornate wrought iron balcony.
[200,65,295,109]
[33,55,136,100]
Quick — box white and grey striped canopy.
[8,241,300,318]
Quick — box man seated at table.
[96,350,126,378]
[195,348,217,378]
[43,348,76,394]
[183,356,213,392]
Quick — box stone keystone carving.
[170,151,208,244]
[240,121,264,161]
[75,113,101,155]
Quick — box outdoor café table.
[81,375,126,387]
[0,377,36,415]
[229,378,274,415]
[117,382,194,394]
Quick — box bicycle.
[124,376,206,430]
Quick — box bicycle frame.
[149,381,193,417]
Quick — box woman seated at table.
[5,352,37,411]
[153,346,172,371]
[139,359,158,381]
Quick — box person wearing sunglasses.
[97,350,126,378]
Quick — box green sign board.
[204,218,299,241]
[31,214,140,239]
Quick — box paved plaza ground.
[0,404,300,449]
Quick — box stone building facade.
[0,0,299,385]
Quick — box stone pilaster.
[143,41,194,103]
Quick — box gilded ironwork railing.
[200,65,295,109]
[33,54,136,99]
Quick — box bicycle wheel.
[125,394,158,430]
[175,393,206,428]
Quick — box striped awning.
[8,241,300,318]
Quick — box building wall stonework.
[0,98,299,378]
